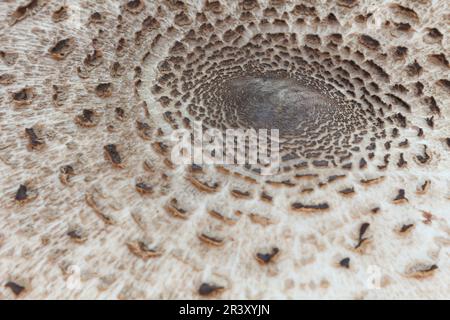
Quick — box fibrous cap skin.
[0,0,449,299]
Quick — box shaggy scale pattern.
[0,0,449,299]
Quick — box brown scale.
[25,127,45,150]
[67,227,87,244]
[83,49,103,70]
[8,0,42,26]
[248,213,275,226]
[339,187,355,197]
[416,180,431,195]
[174,12,192,26]
[424,96,441,115]
[424,28,443,43]
[85,193,115,225]
[355,13,372,24]
[392,46,408,60]
[339,257,351,268]
[49,38,75,60]
[127,241,162,259]
[0,51,18,66]
[360,176,385,186]
[393,114,406,128]
[12,87,35,107]
[104,144,123,168]
[364,60,389,81]
[123,0,146,14]
[397,153,407,168]
[354,222,370,250]
[116,38,127,57]
[263,7,278,17]
[291,202,329,213]
[15,182,38,204]
[326,13,339,25]
[312,160,329,168]
[158,31,394,175]
[371,207,381,214]
[393,189,408,204]
[338,153,352,163]
[204,1,223,14]
[187,176,220,193]
[163,158,176,169]
[52,85,69,107]
[417,128,424,137]
[391,84,408,94]
[300,187,314,194]
[15,184,29,203]
[304,34,321,46]
[152,141,169,155]
[5,281,26,297]
[110,62,125,78]
[359,158,368,169]
[405,264,438,279]
[230,189,252,199]
[359,34,380,50]
[88,12,105,25]
[135,182,154,195]
[342,59,370,78]
[75,109,98,128]
[165,198,189,219]
[415,145,431,165]
[342,163,353,170]
[52,6,69,23]
[436,79,450,93]
[281,180,296,187]
[59,165,75,186]
[198,283,224,297]
[428,53,450,69]
[198,232,225,247]
[260,192,273,203]
[135,120,152,140]
[377,153,391,170]
[295,173,318,180]
[398,224,414,234]
[390,4,419,22]
[95,83,113,98]
[256,247,280,265]
[265,179,294,188]
[159,96,172,107]
[406,60,422,77]
[413,82,424,96]
[386,93,411,112]
[290,4,314,16]
[208,210,238,225]
[0,73,16,85]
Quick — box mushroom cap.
[0,0,449,299]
